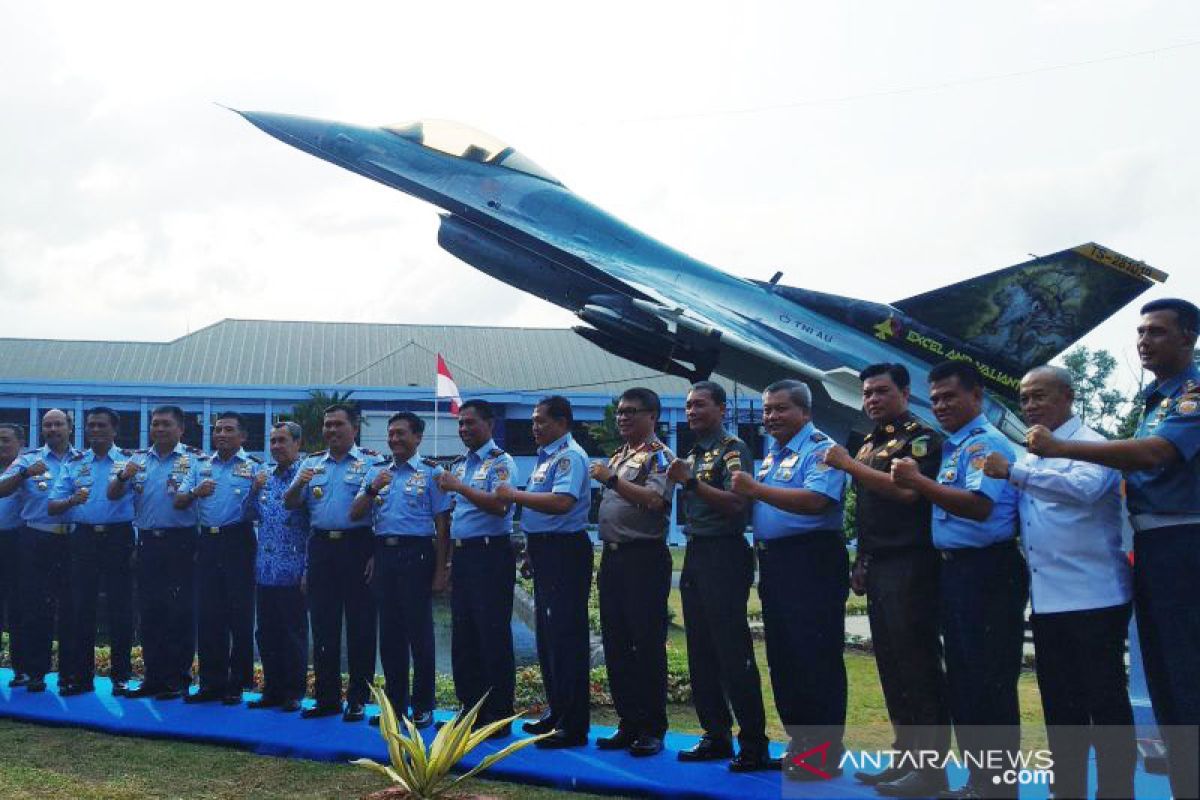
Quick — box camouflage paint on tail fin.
[892,243,1168,374]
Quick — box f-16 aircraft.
[236,110,1168,443]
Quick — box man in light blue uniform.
[350,411,450,728]
[496,395,593,749]
[731,379,848,780]
[892,361,1026,799]
[249,421,309,714]
[0,423,29,686]
[109,405,200,700]
[177,411,264,705]
[0,409,80,694]
[284,402,378,722]
[1028,298,1200,798]
[48,407,136,696]
[435,399,518,735]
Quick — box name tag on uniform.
[778,453,800,469]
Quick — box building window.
[503,420,537,456]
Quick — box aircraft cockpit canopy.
[385,120,560,185]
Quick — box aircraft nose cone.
[231,109,340,157]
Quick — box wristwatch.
[17,465,29,479]
[604,474,618,490]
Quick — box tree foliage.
[280,389,356,452]
[584,401,623,457]
[1062,346,1129,439]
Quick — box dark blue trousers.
[255,584,308,702]
[757,531,849,752]
[0,530,26,676]
[67,523,135,685]
[450,536,515,724]
[195,522,256,694]
[307,528,375,707]
[18,527,72,681]
[371,537,435,716]
[939,541,1028,796]
[137,527,197,691]
[1135,524,1200,800]
[526,531,593,737]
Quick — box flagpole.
[433,395,439,457]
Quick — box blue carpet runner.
[0,670,1172,799]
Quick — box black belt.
[685,535,748,545]
[203,521,252,535]
[376,534,430,547]
[602,538,667,551]
[455,534,510,548]
[939,538,1018,562]
[77,522,133,534]
[140,526,196,538]
[525,530,588,539]
[754,529,843,552]
[312,527,370,541]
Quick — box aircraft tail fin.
[891,243,1167,373]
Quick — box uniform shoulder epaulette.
[359,447,379,457]
[811,432,829,442]
[197,452,212,460]
[308,450,327,458]
[420,456,440,468]
[133,448,149,455]
[186,445,203,454]
[119,448,133,457]
[648,440,664,451]
[247,455,263,464]
[904,420,920,432]
[69,452,85,462]
[448,454,466,465]
[968,427,986,436]
[488,447,505,458]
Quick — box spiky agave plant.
[353,686,553,798]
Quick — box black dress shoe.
[59,683,95,697]
[301,703,341,719]
[522,715,555,735]
[596,728,638,750]
[111,680,130,697]
[221,692,243,706]
[280,698,302,713]
[368,714,382,727]
[728,746,777,772]
[155,687,183,701]
[183,688,222,704]
[536,730,589,749]
[9,672,30,687]
[26,678,47,693]
[629,734,664,757]
[783,745,843,782]
[248,696,283,710]
[125,683,167,699]
[343,702,366,722]
[482,723,511,741]
[855,765,909,785]
[412,710,434,729]
[678,735,734,762]
[937,784,984,800]
[875,770,949,798]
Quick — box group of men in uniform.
[0,296,1198,799]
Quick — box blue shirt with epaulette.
[256,461,309,586]
[50,446,135,525]
[751,423,846,539]
[0,458,30,530]
[930,414,1019,549]
[359,454,451,536]
[179,448,263,528]
[449,439,517,538]
[521,433,591,534]
[114,443,199,530]
[290,445,375,530]
[1,444,82,525]
[1127,363,1200,515]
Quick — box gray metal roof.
[0,318,705,396]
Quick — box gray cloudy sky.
[2,1,1197,391]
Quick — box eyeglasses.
[615,406,648,418]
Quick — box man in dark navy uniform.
[1028,297,1200,799]
[823,364,949,796]
[668,381,770,771]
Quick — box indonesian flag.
[436,354,462,416]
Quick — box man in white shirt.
[983,366,1134,800]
